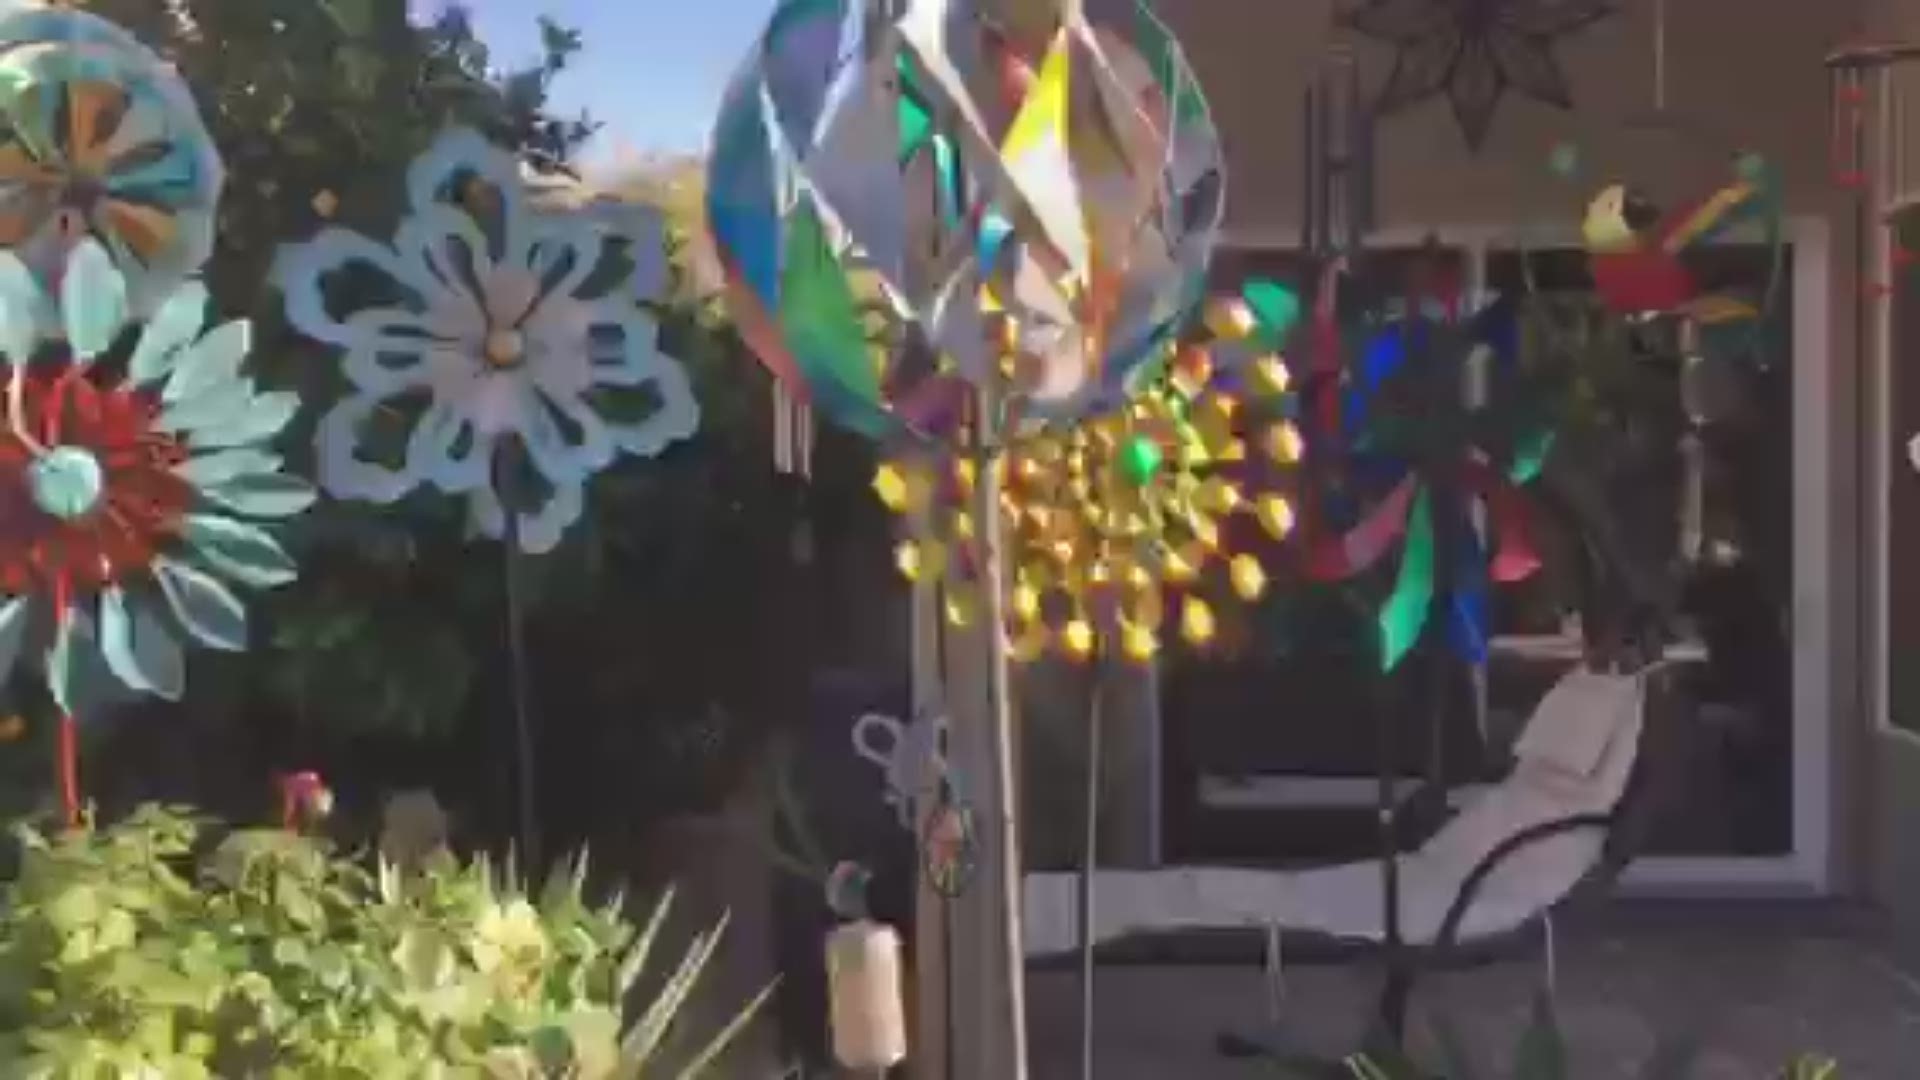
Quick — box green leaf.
[322,0,377,36]
[1512,988,1569,1080]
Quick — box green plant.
[0,805,773,1077]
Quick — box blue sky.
[443,0,771,170]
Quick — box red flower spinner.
[0,369,192,600]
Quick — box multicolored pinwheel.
[706,0,1224,444]
[0,240,314,821]
[1297,269,1552,672]
[873,280,1306,662]
[277,127,699,553]
[0,5,224,319]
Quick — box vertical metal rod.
[501,497,541,877]
[1653,0,1668,112]
[1078,654,1104,1080]
[1302,84,1320,254]
[974,373,1030,1078]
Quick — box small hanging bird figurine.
[1581,177,1762,323]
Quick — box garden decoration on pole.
[0,4,224,320]
[707,0,1225,1071]
[0,5,307,830]
[277,126,699,874]
[1282,256,1556,1047]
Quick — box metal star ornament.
[1340,0,1614,151]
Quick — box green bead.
[1119,435,1163,487]
[29,446,105,521]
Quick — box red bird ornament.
[1581,180,1761,324]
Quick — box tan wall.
[1863,0,1920,962]
[1160,0,1852,232]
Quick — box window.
[1162,237,1798,862]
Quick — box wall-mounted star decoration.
[1340,0,1614,151]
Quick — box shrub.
[0,805,771,1077]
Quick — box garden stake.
[498,446,541,876]
[1078,643,1105,1080]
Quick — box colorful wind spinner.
[706,0,1225,445]
[874,281,1305,662]
[277,128,698,553]
[0,5,224,318]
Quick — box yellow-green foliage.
[0,806,772,1078]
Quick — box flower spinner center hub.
[483,327,526,370]
[28,445,105,520]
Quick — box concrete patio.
[1027,903,1920,1078]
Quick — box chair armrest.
[1431,811,1616,953]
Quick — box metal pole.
[1078,653,1105,1080]
[974,373,1030,1078]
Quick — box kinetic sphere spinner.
[706,0,1226,445]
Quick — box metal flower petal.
[281,126,701,553]
[0,259,309,707]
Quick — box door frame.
[1144,218,1838,896]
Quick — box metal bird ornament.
[1580,163,1771,323]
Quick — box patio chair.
[1023,655,1687,1054]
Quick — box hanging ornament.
[875,279,1306,662]
[922,777,979,899]
[706,0,1225,445]
[1339,0,1614,152]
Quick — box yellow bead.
[1230,554,1267,601]
[1012,583,1042,622]
[1195,476,1241,514]
[1181,596,1217,646]
[1251,355,1292,397]
[1163,545,1200,584]
[944,588,977,628]
[873,464,910,512]
[1205,297,1257,341]
[955,459,977,491]
[953,511,975,541]
[1256,494,1296,540]
[1264,423,1305,465]
[894,540,923,581]
[1119,621,1158,662]
[1010,621,1049,663]
[1061,619,1096,660]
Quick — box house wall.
[1061,0,1872,884]
[1862,0,1920,968]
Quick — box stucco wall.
[1159,0,1850,233]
